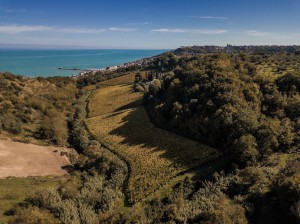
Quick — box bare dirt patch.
[0,140,71,178]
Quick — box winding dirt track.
[0,140,70,178]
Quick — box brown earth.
[0,140,70,178]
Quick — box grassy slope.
[0,176,63,224]
[0,74,76,223]
[85,74,220,203]
[0,73,76,145]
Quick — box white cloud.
[152,28,185,33]
[4,8,27,13]
[245,30,270,36]
[0,7,43,14]
[0,24,136,34]
[0,7,27,13]
[264,33,300,40]
[56,28,107,33]
[127,22,149,25]
[188,16,229,20]
[0,25,51,34]
[152,28,228,34]
[109,27,136,32]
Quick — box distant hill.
[174,45,300,55]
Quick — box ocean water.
[0,49,168,77]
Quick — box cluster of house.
[73,57,153,77]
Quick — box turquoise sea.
[0,49,168,77]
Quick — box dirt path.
[0,140,70,178]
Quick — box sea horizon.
[0,49,169,77]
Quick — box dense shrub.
[145,53,300,165]
[9,207,58,224]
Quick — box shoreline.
[70,52,165,78]
[0,49,169,78]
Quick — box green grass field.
[86,74,220,204]
[0,176,63,223]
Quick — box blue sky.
[0,0,299,49]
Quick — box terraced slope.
[85,76,220,204]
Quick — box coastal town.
[71,57,153,77]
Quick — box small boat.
[58,67,63,69]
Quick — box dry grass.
[86,82,219,203]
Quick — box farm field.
[86,75,220,203]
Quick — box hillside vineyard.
[0,46,299,224]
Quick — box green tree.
[232,134,259,164]
[149,79,161,95]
